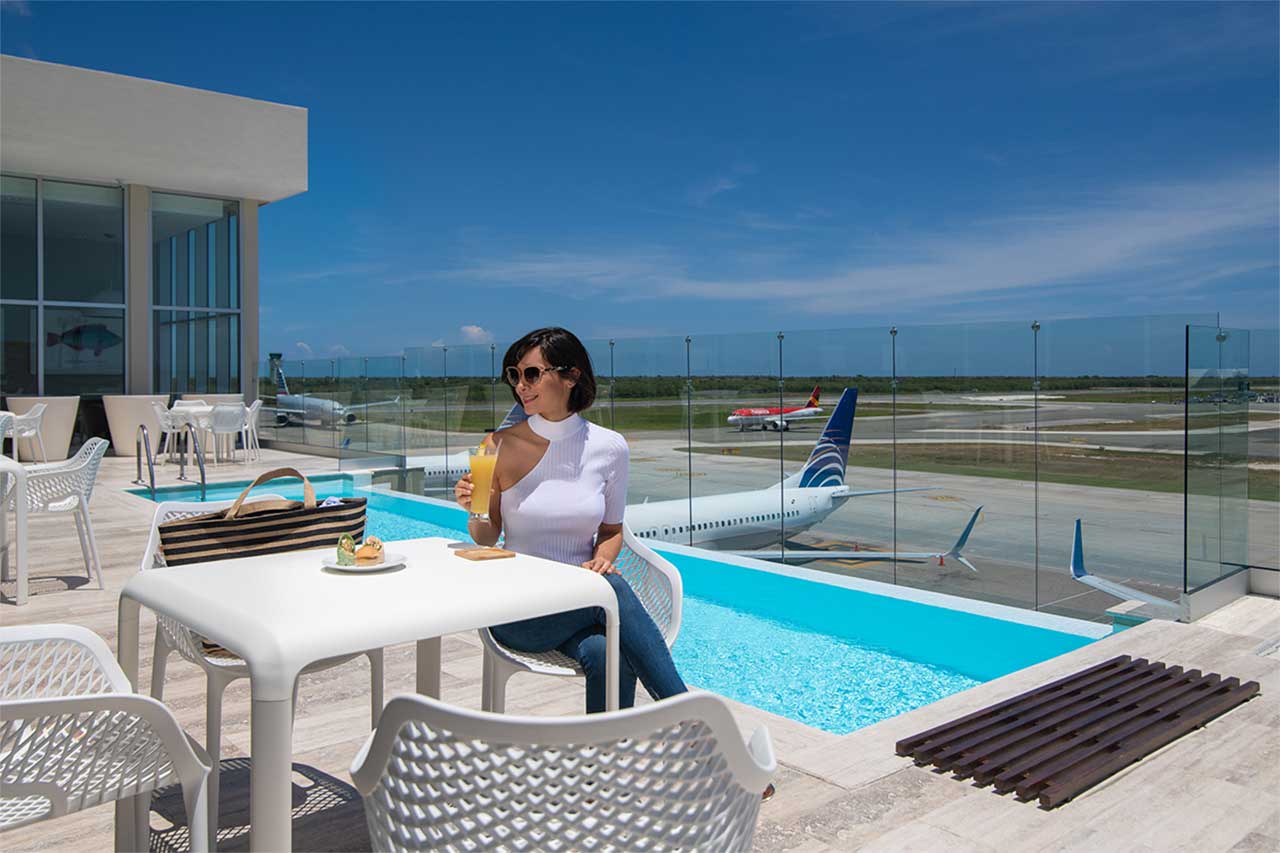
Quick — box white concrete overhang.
[1,56,307,203]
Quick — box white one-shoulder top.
[499,412,629,567]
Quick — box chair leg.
[36,433,48,463]
[367,649,384,728]
[183,769,211,853]
[150,625,171,701]
[486,654,514,715]
[481,651,493,712]
[81,504,105,590]
[72,509,91,577]
[132,790,152,853]
[205,671,230,853]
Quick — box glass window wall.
[1,176,37,300]
[42,181,124,304]
[152,310,241,394]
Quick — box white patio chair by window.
[0,623,212,852]
[244,399,264,461]
[151,401,188,463]
[11,404,48,463]
[3,437,109,591]
[479,522,682,713]
[0,412,14,458]
[208,404,249,465]
[350,690,776,853]
[142,498,385,850]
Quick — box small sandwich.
[355,535,384,566]
[336,534,356,567]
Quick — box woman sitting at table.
[455,327,687,714]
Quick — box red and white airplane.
[726,386,823,431]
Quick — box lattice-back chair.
[0,623,211,851]
[479,522,683,713]
[151,400,188,463]
[0,413,14,459]
[350,690,775,853]
[4,437,109,591]
[208,404,249,465]
[142,497,385,850]
[10,404,47,462]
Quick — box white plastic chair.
[11,404,48,463]
[208,404,249,465]
[0,623,212,852]
[0,412,14,459]
[479,523,683,712]
[172,399,207,410]
[350,690,775,853]
[142,497,386,850]
[3,437,109,591]
[151,400,188,463]
[244,400,263,461]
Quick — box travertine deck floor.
[4,448,1278,852]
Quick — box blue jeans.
[491,572,688,713]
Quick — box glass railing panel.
[448,341,500,462]
[354,355,404,473]
[893,321,1036,611]
[1186,325,1252,591]
[1246,327,1278,572]
[687,331,785,558]
[263,358,305,448]
[608,335,691,540]
[779,327,895,584]
[401,346,451,500]
[1036,316,1203,618]
[581,337,616,431]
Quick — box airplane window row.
[635,509,803,539]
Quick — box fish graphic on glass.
[46,323,123,357]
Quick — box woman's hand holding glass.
[454,473,474,511]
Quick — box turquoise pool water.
[132,475,1100,735]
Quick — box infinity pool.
[132,474,1106,735]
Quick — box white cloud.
[328,344,351,357]
[460,324,494,344]
[446,168,1278,315]
[687,176,740,206]
[294,341,313,357]
[0,1,32,16]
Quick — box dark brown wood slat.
[934,662,1171,773]
[1035,679,1261,808]
[894,656,1131,756]
[988,670,1211,792]
[1011,674,1233,799]
[967,666,1187,778]
[898,657,1261,810]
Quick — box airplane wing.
[727,506,983,572]
[1069,520,1182,616]
[829,485,933,498]
[349,396,401,411]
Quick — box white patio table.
[0,455,28,605]
[115,536,620,852]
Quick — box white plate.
[321,552,408,573]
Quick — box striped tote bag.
[157,467,367,566]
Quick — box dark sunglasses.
[504,364,571,387]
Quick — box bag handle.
[224,467,316,519]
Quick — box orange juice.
[468,445,499,519]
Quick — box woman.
[455,327,688,714]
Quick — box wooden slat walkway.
[897,655,1261,809]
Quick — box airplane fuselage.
[726,405,821,431]
[624,486,848,549]
[275,393,357,426]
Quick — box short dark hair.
[503,327,597,413]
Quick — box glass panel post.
[891,325,898,585]
[777,332,785,561]
[1032,320,1041,611]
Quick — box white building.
[1,55,306,430]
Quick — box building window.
[1,175,126,396]
[152,193,240,392]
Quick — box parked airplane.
[1069,520,1182,617]
[626,388,982,568]
[726,386,822,431]
[269,362,400,427]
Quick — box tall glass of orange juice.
[468,444,499,520]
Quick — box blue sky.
[4,1,1277,362]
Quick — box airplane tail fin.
[275,366,290,396]
[497,402,529,431]
[796,388,857,488]
[805,385,821,408]
[1070,519,1087,579]
[944,506,983,572]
